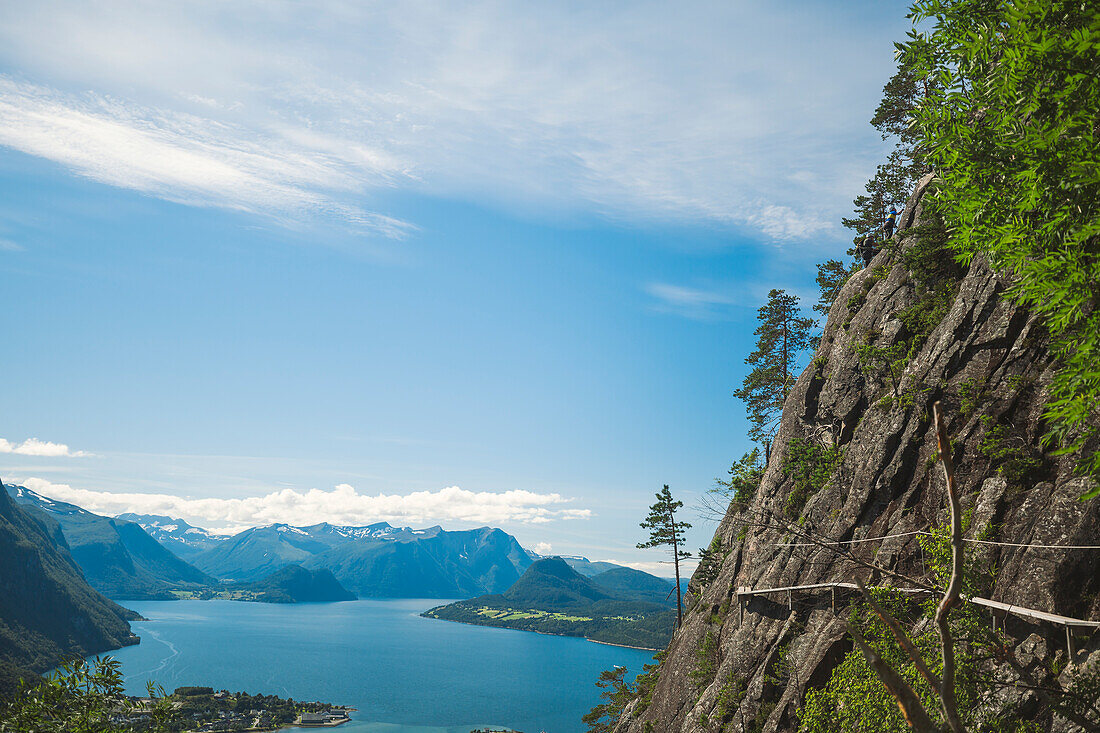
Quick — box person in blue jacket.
[883,206,898,238]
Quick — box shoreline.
[584,638,659,652]
[425,612,660,651]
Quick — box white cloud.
[600,558,699,576]
[0,78,413,238]
[645,283,737,319]
[0,1,894,241]
[0,238,23,251]
[532,542,553,555]
[0,438,87,457]
[18,477,591,530]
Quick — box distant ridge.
[6,485,215,600]
[189,521,533,598]
[116,513,225,560]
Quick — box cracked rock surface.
[614,175,1100,733]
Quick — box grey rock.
[615,175,1100,732]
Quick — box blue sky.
[0,1,909,571]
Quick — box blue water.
[104,600,654,733]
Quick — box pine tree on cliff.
[637,485,691,627]
[842,57,932,240]
[734,289,814,453]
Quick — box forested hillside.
[5,485,214,600]
[0,479,138,697]
[426,557,678,649]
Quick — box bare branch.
[932,401,966,733]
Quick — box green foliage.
[582,666,636,733]
[764,640,792,689]
[173,686,213,697]
[0,654,344,733]
[428,602,676,650]
[850,213,961,409]
[734,289,815,447]
[899,382,934,411]
[426,558,678,649]
[639,485,691,625]
[814,260,855,318]
[978,416,1047,489]
[845,291,867,315]
[633,650,665,714]
[693,537,727,589]
[1050,658,1100,728]
[714,669,748,722]
[710,449,765,509]
[637,485,692,557]
[957,377,990,419]
[901,0,1100,496]
[852,335,910,399]
[782,439,843,517]
[893,213,960,355]
[811,260,857,348]
[747,700,777,733]
[799,522,994,733]
[842,56,934,240]
[690,629,719,692]
[0,656,176,733]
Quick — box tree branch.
[932,401,965,733]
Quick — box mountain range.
[115,513,225,561]
[179,520,534,598]
[4,484,546,600]
[6,485,215,600]
[4,483,661,609]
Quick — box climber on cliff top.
[882,206,898,238]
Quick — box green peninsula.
[424,557,676,650]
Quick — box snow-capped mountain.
[189,520,532,598]
[116,513,227,560]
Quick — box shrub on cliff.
[901,0,1100,496]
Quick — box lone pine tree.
[842,56,934,241]
[734,289,814,452]
[637,485,691,627]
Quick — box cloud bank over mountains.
[0,1,896,241]
[19,477,591,532]
[0,437,87,457]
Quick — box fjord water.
[108,599,653,733]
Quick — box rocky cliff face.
[615,175,1100,732]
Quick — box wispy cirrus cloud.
[0,1,897,242]
[598,558,698,575]
[0,77,414,237]
[645,282,737,319]
[0,438,87,457]
[18,477,591,531]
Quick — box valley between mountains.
[0,480,678,693]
